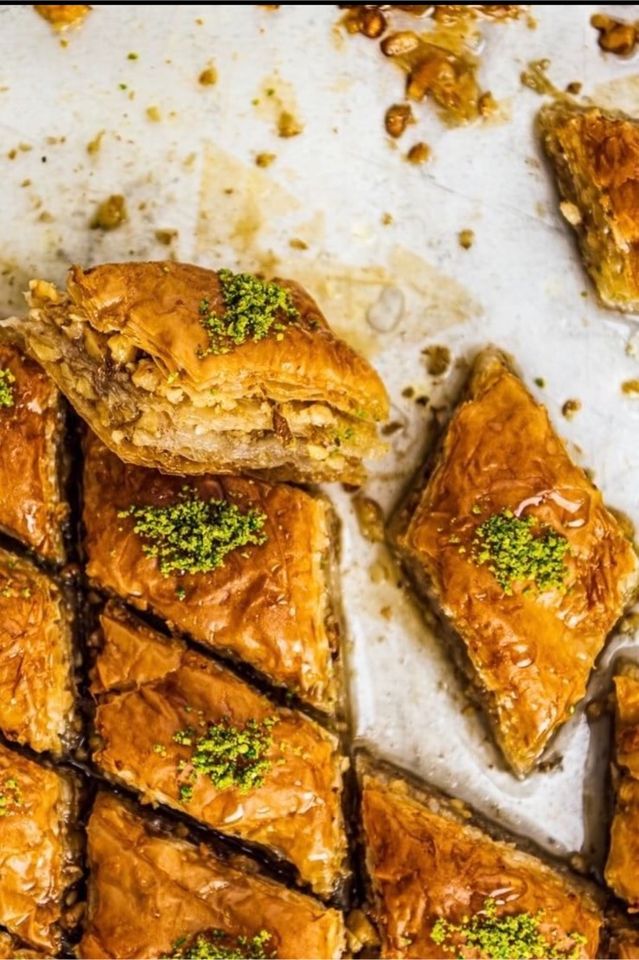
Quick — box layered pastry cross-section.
[0,742,80,953]
[391,348,639,776]
[359,759,603,959]
[539,101,639,313]
[90,603,348,898]
[0,334,66,561]
[83,433,340,713]
[0,547,75,755]
[21,261,389,484]
[605,661,639,908]
[79,791,345,959]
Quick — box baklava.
[83,433,340,713]
[605,661,639,908]
[391,348,639,776]
[0,334,66,562]
[359,757,603,959]
[90,602,348,898]
[0,743,80,953]
[21,261,389,484]
[607,913,639,959]
[79,791,346,959]
[539,101,639,313]
[0,547,75,755]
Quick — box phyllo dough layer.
[539,101,639,312]
[392,348,639,776]
[83,433,340,713]
[359,760,603,960]
[0,336,66,561]
[0,743,79,953]
[79,791,345,959]
[90,603,348,898]
[0,547,75,755]
[605,663,639,908]
[22,261,389,484]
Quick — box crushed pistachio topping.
[198,269,299,355]
[174,717,276,796]
[0,777,22,817]
[472,509,569,594]
[167,929,274,960]
[0,369,16,408]
[430,899,587,960]
[119,488,267,577]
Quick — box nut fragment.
[407,141,431,164]
[381,30,420,57]
[591,13,638,56]
[385,102,414,138]
[359,7,387,38]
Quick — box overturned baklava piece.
[359,757,603,959]
[539,101,639,313]
[0,548,75,755]
[391,348,639,776]
[90,603,348,897]
[80,791,345,959]
[0,334,66,561]
[83,433,340,713]
[0,743,80,953]
[22,261,389,484]
[605,662,639,909]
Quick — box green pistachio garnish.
[119,488,267,577]
[0,369,16,408]
[198,269,299,355]
[167,929,274,960]
[472,509,569,594]
[430,899,587,960]
[174,717,276,797]
[0,777,22,817]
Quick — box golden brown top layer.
[539,102,639,311]
[395,350,638,775]
[62,261,388,419]
[0,340,65,562]
[361,768,602,960]
[79,792,345,960]
[605,666,639,907]
[0,744,77,952]
[91,603,348,897]
[83,434,338,712]
[0,548,74,755]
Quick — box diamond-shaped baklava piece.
[90,602,348,898]
[0,337,67,561]
[0,743,79,953]
[605,662,639,908]
[359,758,603,959]
[391,348,639,775]
[80,791,345,959]
[0,548,75,755]
[83,433,340,714]
[539,101,639,312]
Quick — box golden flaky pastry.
[21,262,389,483]
[0,743,80,953]
[90,603,349,897]
[539,101,639,312]
[605,662,639,909]
[391,348,639,776]
[79,791,345,960]
[0,548,75,755]
[0,335,67,562]
[82,433,341,713]
[359,758,603,960]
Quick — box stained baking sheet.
[1,2,639,871]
